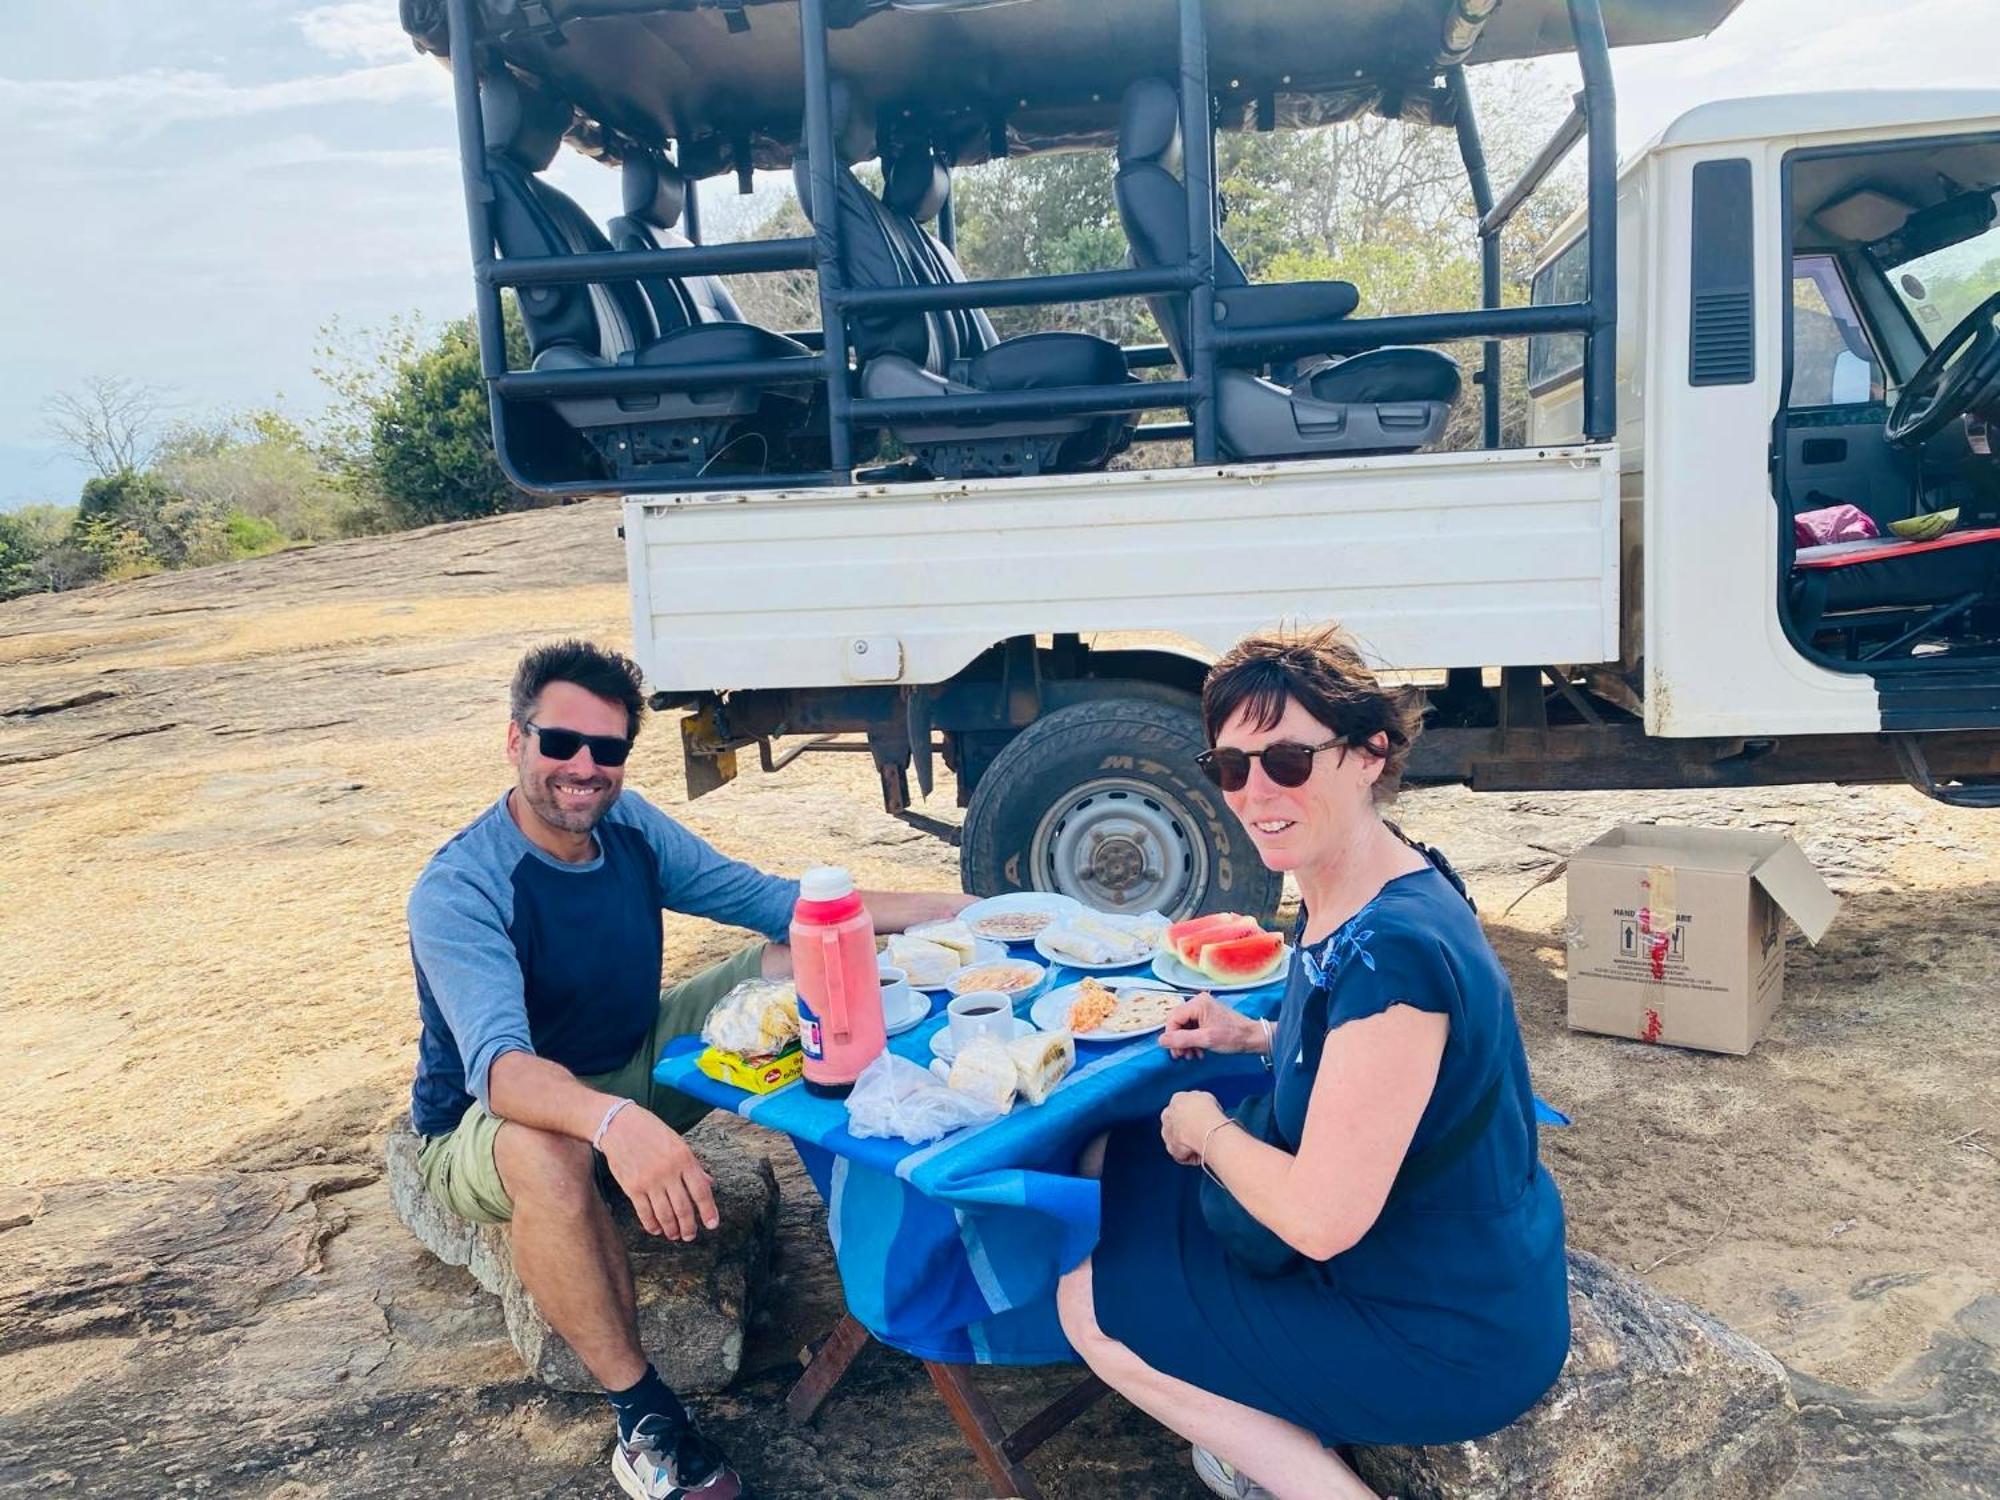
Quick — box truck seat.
[606,153,746,336]
[794,123,1138,480]
[1114,77,1460,461]
[1791,527,2000,651]
[481,75,820,481]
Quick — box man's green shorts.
[416,943,766,1225]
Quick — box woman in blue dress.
[1057,626,1570,1500]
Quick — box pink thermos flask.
[791,866,886,1097]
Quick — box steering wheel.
[1886,288,2000,447]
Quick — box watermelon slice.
[1168,914,1259,965]
[1196,930,1286,983]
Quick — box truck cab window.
[1528,234,1588,392]
[1881,189,2000,344]
[1789,256,1882,408]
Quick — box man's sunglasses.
[523,721,633,767]
[1195,737,1347,792]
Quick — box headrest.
[884,150,950,223]
[621,152,687,230]
[481,72,570,172]
[1118,77,1183,175]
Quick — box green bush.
[223,510,287,558]
[317,303,534,529]
[154,410,363,542]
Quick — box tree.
[0,506,77,600]
[731,195,825,334]
[153,409,355,541]
[42,376,168,479]
[314,303,534,527]
[76,468,174,526]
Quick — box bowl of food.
[959,892,1084,944]
[944,956,1048,999]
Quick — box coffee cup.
[876,962,914,1022]
[947,990,1015,1052]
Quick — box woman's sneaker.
[1190,1445,1275,1500]
[613,1413,746,1499]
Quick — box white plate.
[887,935,1008,991]
[928,1016,1036,1063]
[881,987,933,1038]
[959,892,1085,945]
[1032,926,1154,973]
[1149,943,1294,993]
[944,956,1049,1000]
[1032,978,1187,1043]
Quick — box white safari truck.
[411,0,2000,919]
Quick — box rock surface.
[384,1118,777,1393]
[4,502,1997,1496]
[1357,1249,1799,1500]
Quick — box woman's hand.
[1160,1089,1227,1165]
[1160,991,1267,1059]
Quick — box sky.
[2,0,1997,508]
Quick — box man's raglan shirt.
[407,790,799,1137]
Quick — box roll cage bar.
[441,0,1619,495]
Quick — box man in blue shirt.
[408,640,969,1499]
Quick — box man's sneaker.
[612,1413,745,1499]
[1190,1445,1275,1500]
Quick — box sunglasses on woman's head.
[1195,737,1347,792]
[523,721,633,767]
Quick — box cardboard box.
[1564,825,1840,1054]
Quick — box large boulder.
[385,1116,777,1394]
[1356,1249,1800,1499]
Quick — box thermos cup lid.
[799,865,854,902]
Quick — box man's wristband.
[592,1097,633,1152]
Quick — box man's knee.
[495,1123,598,1215]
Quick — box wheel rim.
[1029,776,1209,918]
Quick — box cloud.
[298,3,418,65]
[0,60,446,141]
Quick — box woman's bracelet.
[1199,1116,1246,1185]
[1258,1018,1275,1069]
[591,1097,633,1152]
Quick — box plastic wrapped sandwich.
[1008,1029,1075,1105]
[884,933,961,987]
[944,1037,1019,1113]
[1039,909,1168,966]
[905,919,979,965]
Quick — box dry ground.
[1,501,1996,1497]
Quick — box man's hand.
[862,888,979,933]
[599,1106,720,1241]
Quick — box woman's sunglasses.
[523,721,633,767]
[1195,737,1347,792]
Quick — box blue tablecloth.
[654,964,1567,1366]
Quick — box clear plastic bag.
[700,978,798,1057]
[844,1050,1005,1145]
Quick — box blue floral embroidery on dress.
[1300,899,1380,988]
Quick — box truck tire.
[959,698,1283,921]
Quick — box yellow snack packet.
[697,1045,803,1094]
